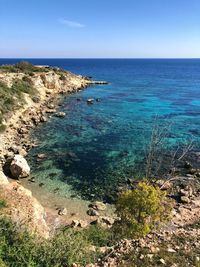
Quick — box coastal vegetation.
[0,62,43,130]
[0,61,49,74]
[114,181,172,238]
[0,216,96,267]
[0,61,70,131]
[0,79,37,131]
[0,181,173,266]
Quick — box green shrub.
[40,228,95,267]
[0,217,97,267]
[59,73,66,81]
[22,75,34,85]
[84,225,114,247]
[11,79,37,96]
[0,65,18,73]
[0,82,16,115]
[15,61,36,72]
[0,124,6,132]
[114,181,172,238]
[0,200,6,209]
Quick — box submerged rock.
[10,155,30,179]
[37,153,47,160]
[46,109,56,113]
[55,112,66,118]
[67,152,77,158]
[87,98,94,104]
[184,161,192,169]
[28,177,36,183]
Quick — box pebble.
[28,177,36,183]
[58,208,67,216]
[167,248,176,253]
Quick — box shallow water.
[1,59,200,202]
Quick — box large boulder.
[10,155,30,178]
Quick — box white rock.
[71,220,79,228]
[159,258,166,265]
[10,155,30,178]
[87,98,94,104]
[78,220,88,228]
[167,248,176,253]
[147,254,154,259]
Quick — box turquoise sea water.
[1,59,200,201]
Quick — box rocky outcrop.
[10,155,30,178]
[0,181,49,238]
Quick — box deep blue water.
[1,59,200,201]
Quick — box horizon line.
[0,57,200,60]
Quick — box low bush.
[114,181,172,238]
[0,217,97,267]
[0,200,6,209]
[59,73,66,81]
[0,61,49,74]
[11,79,37,96]
[84,225,114,247]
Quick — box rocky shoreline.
[0,65,111,237]
[0,69,94,163]
[1,64,200,266]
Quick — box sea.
[1,58,200,203]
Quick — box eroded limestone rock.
[10,155,30,178]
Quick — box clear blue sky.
[0,0,200,58]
